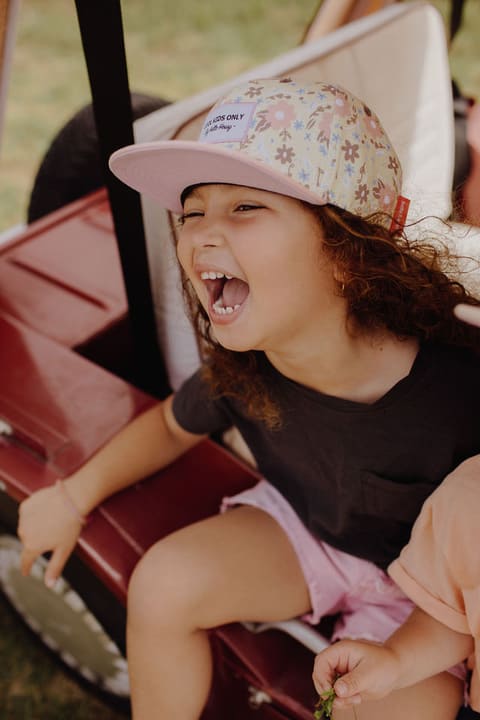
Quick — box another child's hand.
[17,483,84,588]
[312,639,402,711]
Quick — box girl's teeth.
[200,270,234,280]
[212,301,241,315]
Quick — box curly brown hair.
[178,203,480,428]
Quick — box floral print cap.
[109,77,404,222]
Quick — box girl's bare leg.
[126,506,311,720]
[333,670,463,720]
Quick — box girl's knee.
[127,532,210,629]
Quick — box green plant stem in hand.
[314,687,360,720]
[314,687,336,718]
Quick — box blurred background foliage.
[1,0,479,231]
[1,0,320,229]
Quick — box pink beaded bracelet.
[55,479,89,526]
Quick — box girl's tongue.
[221,277,249,307]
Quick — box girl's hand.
[17,482,84,588]
[312,639,402,710]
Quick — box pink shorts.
[222,479,466,683]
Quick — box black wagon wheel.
[27,92,170,223]
[0,489,129,707]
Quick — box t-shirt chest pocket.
[358,471,436,525]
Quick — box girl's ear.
[332,267,347,297]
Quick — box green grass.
[0,592,126,719]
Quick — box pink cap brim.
[109,141,325,214]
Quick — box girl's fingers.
[312,646,346,694]
[313,641,386,699]
[332,693,363,710]
[20,540,75,588]
[20,547,39,577]
[334,672,364,699]
[44,544,72,588]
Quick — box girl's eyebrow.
[182,189,199,204]
[181,184,204,206]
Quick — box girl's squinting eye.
[235,203,264,213]
[178,210,204,225]
[178,203,264,225]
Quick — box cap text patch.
[200,102,256,144]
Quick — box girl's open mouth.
[200,271,250,318]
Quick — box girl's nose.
[190,219,226,248]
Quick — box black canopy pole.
[74,0,169,397]
[449,0,466,43]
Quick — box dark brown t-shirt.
[172,343,480,569]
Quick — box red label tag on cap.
[389,195,410,232]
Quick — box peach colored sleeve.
[388,455,480,636]
[389,456,480,711]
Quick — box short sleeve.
[388,456,480,635]
[172,368,233,435]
